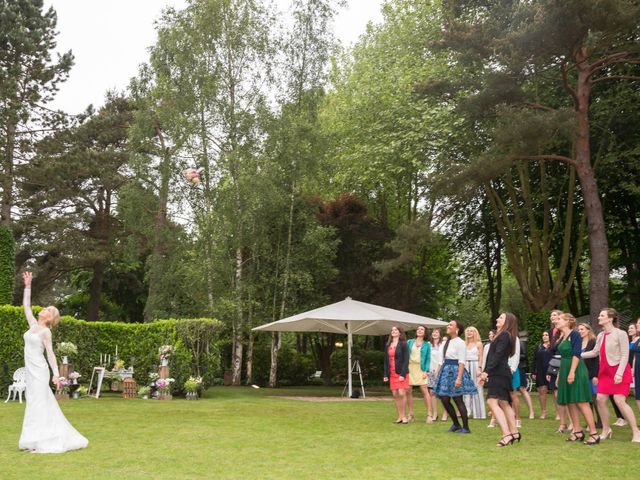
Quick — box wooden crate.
[123,377,137,399]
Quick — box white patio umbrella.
[252,297,447,397]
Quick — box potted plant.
[138,386,151,400]
[158,345,174,366]
[184,376,202,400]
[57,342,78,365]
[148,372,159,398]
[155,377,174,399]
[56,377,71,400]
[68,372,82,397]
[76,385,88,398]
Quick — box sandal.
[426,415,434,424]
[584,433,600,445]
[496,434,514,447]
[566,431,585,442]
[512,432,522,443]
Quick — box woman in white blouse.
[432,320,478,433]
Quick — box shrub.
[0,305,222,394]
[524,310,551,370]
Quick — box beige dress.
[408,343,428,386]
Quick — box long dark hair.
[412,326,428,349]
[498,312,518,356]
[387,326,406,345]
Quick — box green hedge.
[0,305,222,395]
[0,227,14,305]
[524,310,551,370]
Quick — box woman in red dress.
[384,326,410,424]
[582,308,640,442]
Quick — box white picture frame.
[88,367,105,398]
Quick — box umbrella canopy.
[253,297,448,397]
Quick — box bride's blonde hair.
[43,306,61,328]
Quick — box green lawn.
[0,387,635,479]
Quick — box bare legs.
[537,385,548,418]
[519,386,535,419]
[567,402,597,438]
[391,388,407,422]
[612,394,640,442]
[510,390,521,425]
[406,385,432,421]
[554,390,570,431]
[487,397,517,444]
[428,388,439,420]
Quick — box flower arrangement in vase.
[184,376,203,400]
[57,342,78,364]
[155,377,174,399]
[148,372,160,398]
[158,345,174,366]
[138,386,151,400]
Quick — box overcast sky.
[44,0,384,115]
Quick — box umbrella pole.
[348,323,353,398]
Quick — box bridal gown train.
[18,288,88,453]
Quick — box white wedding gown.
[18,288,88,453]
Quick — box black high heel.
[566,431,585,442]
[512,432,521,443]
[584,433,600,445]
[496,434,514,447]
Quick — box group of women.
[384,308,640,447]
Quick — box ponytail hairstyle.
[560,312,577,330]
[44,306,61,328]
[601,308,619,327]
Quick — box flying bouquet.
[183,167,203,185]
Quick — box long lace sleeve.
[42,329,60,377]
[23,287,37,328]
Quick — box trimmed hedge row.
[0,305,223,395]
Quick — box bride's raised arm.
[22,272,37,329]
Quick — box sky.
[44,0,385,115]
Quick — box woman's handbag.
[547,356,561,376]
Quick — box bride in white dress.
[19,272,88,453]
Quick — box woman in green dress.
[556,312,600,445]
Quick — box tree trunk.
[575,53,609,326]
[87,260,104,321]
[1,120,16,227]
[231,246,244,386]
[245,330,254,385]
[144,127,171,322]
[268,188,295,388]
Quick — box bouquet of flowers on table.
[112,359,125,371]
[155,378,174,395]
[68,372,82,384]
[57,342,78,363]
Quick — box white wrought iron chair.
[5,367,27,403]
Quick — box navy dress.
[532,343,552,388]
[632,338,640,400]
